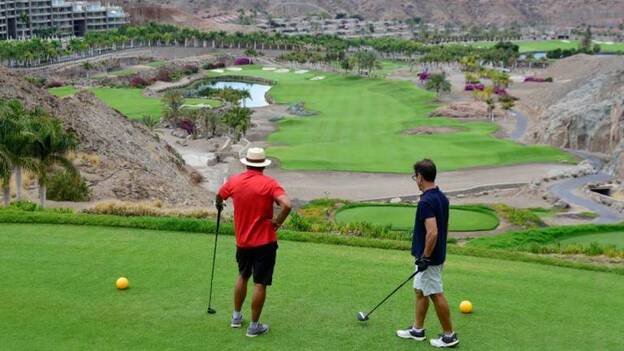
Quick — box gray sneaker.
[231,314,243,328]
[246,323,269,338]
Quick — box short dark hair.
[413,159,437,182]
[246,166,265,171]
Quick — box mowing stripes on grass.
[223,67,574,173]
[335,204,499,232]
[1,223,623,350]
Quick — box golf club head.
[207,308,216,314]
[356,312,369,322]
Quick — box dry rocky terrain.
[0,67,211,206]
[517,55,624,178]
[121,0,624,27]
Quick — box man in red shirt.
[216,147,292,338]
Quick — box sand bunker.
[561,40,571,43]
[403,126,464,135]
[276,68,290,73]
[226,67,243,71]
[262,67,277,71]
[295,70,309,74]
[210,69,224,73]
[310,76,325,81]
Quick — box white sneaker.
[430,333,459,348]
[396,327,426,341]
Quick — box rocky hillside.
[524,55,624,178]
[0,68,211,206]
[122,0,624,27]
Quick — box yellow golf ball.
[459,300,473,314]
[116,277,129,290]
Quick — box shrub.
[83,200,215,219]
[26,75,47,88]
[183,64,199,75]
[493,204,544,229]
[464,83,485,91]
[203,62,225,70]
[129,75,149,88]
[45,80,64,88]
[6,200,39,212]
[46,170,91,202]
[417,72,430,81]
[156,68,173,82]
[284,212,312,232]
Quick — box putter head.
[356,312,369,321]
[207,308,216,314]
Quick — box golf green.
[1,223,622,350]
[48,87,221,121]
[560,232,624,249]
[208,66,574,173]
[335,205,499,232]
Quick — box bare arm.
[272,194,292,230]
[423,217,438,258]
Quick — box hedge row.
[0,210,622,275]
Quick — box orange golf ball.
[116,277,129,290]
[459,300,473,314]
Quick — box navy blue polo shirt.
[412,187,450,265]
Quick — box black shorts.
[236,242,278,286]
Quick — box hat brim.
[240,158,272,168]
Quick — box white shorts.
[414,264,444,296]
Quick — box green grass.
[49,87,221,120]
[1,223,623,350]
[209,66,574,173]
[335,205,499,232]
[560,232,624,249]
[470,39,624,53]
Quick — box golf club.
[206,206,223,314]
[357,269,420,322]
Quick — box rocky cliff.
[525,55,624,178]
[0,67,211,206]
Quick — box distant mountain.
[120,0,624,27]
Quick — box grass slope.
[560,232,624,248]
[211,67,573,173]
[1,223,623,350]
[49,87,220,120]
[335,205,499,232]
[472,40,624,53]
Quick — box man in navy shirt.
[396,159,459,348]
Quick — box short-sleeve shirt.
[411,187,449,265]
[218,170,286,248]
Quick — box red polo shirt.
[218,170,286,248]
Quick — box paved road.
[510,109,529,141]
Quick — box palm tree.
[425,73,452,100]
[28,116,77,208]
[162,90,185,124]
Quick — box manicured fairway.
[335,205,499,232]
[471,40,624,53]
[49,87,221,120]
[1,223,622,350]
[210,66,574,172]
[560,232,624,249]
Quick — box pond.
[211,81,271,108]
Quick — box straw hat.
[240,147,272,168]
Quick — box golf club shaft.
[366,269,419,318]
[207,208,222,312]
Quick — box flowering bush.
[494,86,507,95]
[524,76,553,83]
[129,75,149,88]
[178,119,195,135]
[465,83,485,91]
[417,71,431,81]
[234,57,253,65]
